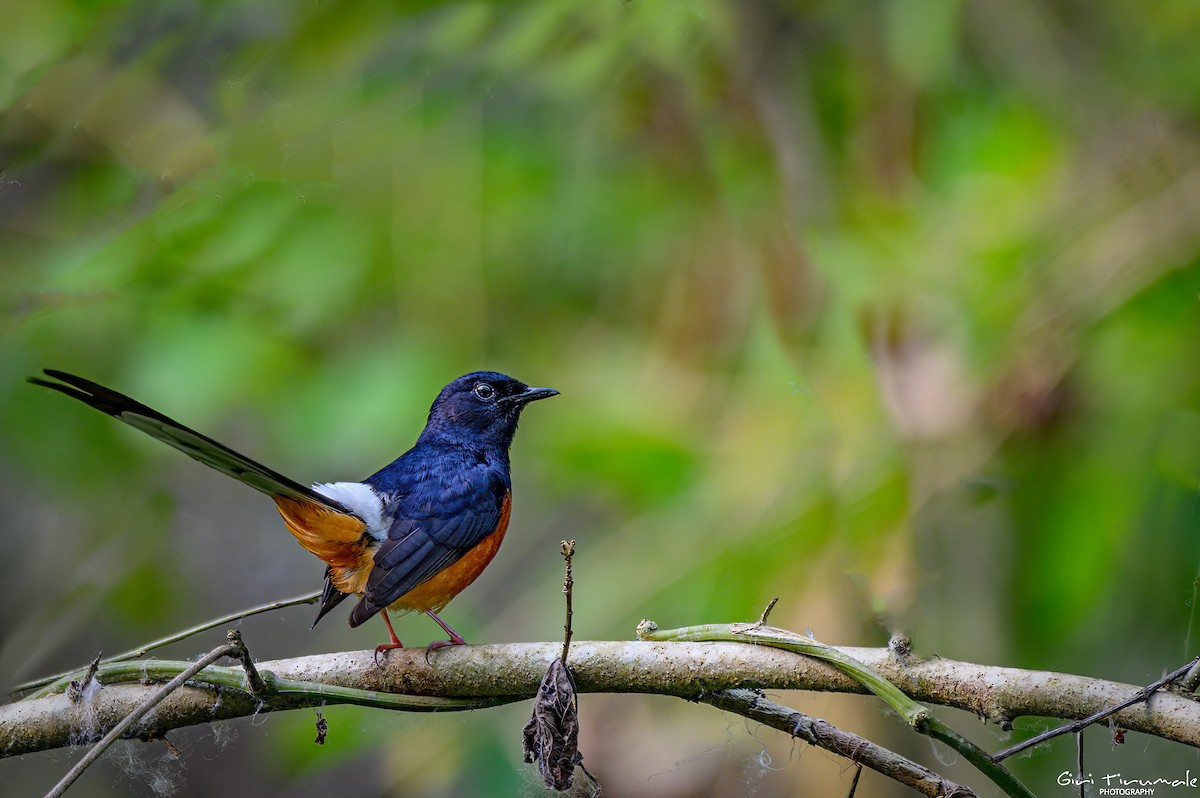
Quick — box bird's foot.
[424,631,467,663]
[374,609,405,667]
[422,609,468,662]
[374,639,404,667]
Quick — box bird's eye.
[473,383,496,401]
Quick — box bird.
[30,369,558,658]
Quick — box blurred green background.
[3,1,1200,796]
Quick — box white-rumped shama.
[31,370,557,657]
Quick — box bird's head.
[420,371,558,448]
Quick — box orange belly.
[388,493,512,613]
[279,492,512,615]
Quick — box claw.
[374,609,404,668]
[374,641,403,666]
[424,635,466,663]
[423,609,467,663]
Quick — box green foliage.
[4,1,1200,795]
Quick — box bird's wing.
[348,495,505,626]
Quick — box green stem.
[29,658,518,713]
[13,590,322,696]
[639,621,925,723]
[638,619,1033,798]
[924,718,1029,796]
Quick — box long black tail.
[30,370,351,514]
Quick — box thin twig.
[992,655,1200,762]
[65,654,102,704]
[43,641,237,798]
[560,540,575,665]
[15,590,321,695]
[754,597,779,627]
[844,763,863,798]
[702,689,974,797]
[225,630,269,698]
[641,618,1032,798]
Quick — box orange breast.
[387,492,513,613]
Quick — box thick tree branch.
[5,641,1200,760]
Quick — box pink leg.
[374,609,404,665]
[424,609,467,655]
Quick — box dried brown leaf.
[522,659,589,792]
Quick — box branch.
[12,590,322,695]
[5,641,1200,759]
[639,618,1030,797]
[559,539,575,665]
[43,640,237,798]
[992,654,1200,761]
[701,689,976,797]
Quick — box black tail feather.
[311,568,351,629]
[31,370,352,514]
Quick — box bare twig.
[522,539,598,794]
[225,630,269,698]
[642,619,1032,798]
[844,763,863,798]
[754,597,779,627]
[992,654,1200,762]
[14,590,321,696]
[43,641,238,798]
[65,654,102,704]
[702,689,974,797]
[560,540,575,665]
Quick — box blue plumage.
[31,368,557,653]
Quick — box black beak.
[516,386,559,404]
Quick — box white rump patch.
[312,481,386,540]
